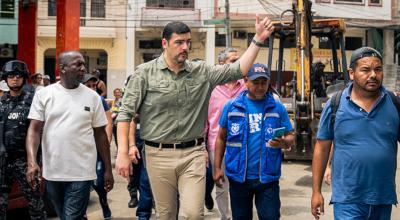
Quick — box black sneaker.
[128,197,138,208]
[205,196,214,211]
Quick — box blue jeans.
[229,179,280,220]
[136,156,153,219]
[127,131,145,198]
[205,158,214,202]
[45,180,91,220]
[334,203,392,220]
[92,154,110,214]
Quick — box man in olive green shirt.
[116,16,274,220]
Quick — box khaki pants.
[209,151,232,220]
[145,144,206,220]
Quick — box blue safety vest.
[224,91,285,183]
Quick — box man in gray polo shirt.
[116,16,274,220]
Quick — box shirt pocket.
[227,113,246,143]
[265,147,282,177]
[264,113,280,140]
[146,80,174,107]
[185,77,208,104]
[225,146,241,174]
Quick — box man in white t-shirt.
[25,50,114,220]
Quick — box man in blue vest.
[214,63,294,220]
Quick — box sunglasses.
[7,74,23,79]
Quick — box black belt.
[145,138,204,149]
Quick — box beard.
[364,79,382,92]
[353,78,381,94]
[173,51,188,64]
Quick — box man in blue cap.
[312,47,399,220]
[214,63,294,220]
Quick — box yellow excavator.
[267,0,349,160]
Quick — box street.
[81,145,400,220]
[9,143,399,220]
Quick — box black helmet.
[1,60,29,80]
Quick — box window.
[48,0,56,16]
[283,36,296,48]
[368,0,381,5]
[319,36,340,49]
[215,33,226,47]
[334,0,364,4]
[247,33,269,47]
[146,0,195,9]
[0,0,15,18]
[139,39,162,49]
[48,0,86,17]
[345,37,363,50]
[80,0,86,17]
[91,0,105,18]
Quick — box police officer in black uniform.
[0,60,46,220]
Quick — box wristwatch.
[252,38,264,47]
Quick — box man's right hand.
[213,167,225,188]
[26,162,41,189]
[311,192,325,220]
[116,152,132,179]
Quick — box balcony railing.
[141,7,202,27]
[80,18,86,26]
[146,0,194,9]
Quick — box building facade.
[0,0,18,67]
[36,0,128,96]
[1,0,399,96]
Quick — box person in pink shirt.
[206,48,246,220]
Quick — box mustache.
[366,79,379,84]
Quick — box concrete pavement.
[54,142,400,220]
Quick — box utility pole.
[225,0,231,48]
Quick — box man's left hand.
[323,166,332,185]
[104,170,114,192]
[128,145,141,164]
[254,14,274,42]
[268,137,288,149]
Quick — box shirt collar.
[222,79,244,89]
[156,53,191,73]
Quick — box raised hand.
[254,14,275,42]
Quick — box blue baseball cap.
[247,63,270,80]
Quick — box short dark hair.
[162,21,191,41]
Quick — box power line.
[6,0,393,26]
